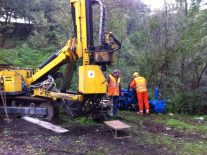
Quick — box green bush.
[0,45,53,68]
[174,90,206,114]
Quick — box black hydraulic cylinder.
[38,52,57,69]
[85,0,94,49]
[71,5,77,38]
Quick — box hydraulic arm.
[27,38,78,85]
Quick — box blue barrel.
[149,100,166,113]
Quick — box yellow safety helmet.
[133,72,139,77]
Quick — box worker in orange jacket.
[107,69,121,116]
[129,72,149,115]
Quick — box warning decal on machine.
[88,71,95,78]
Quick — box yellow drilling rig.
[0,0,121,120]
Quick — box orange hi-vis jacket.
[107,74,120,96]
[130,76,147,92]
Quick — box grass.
[182,141,207,155]
[74,117,97,126]
[199,125,207,133]
[131,122,207,155]
[59,114,99,127]
[153,135,207,155]
[165,118,195,131]
[119,110,149,123]
[162,117,207,134]
[0,45,54,68]
[119,111,207,154]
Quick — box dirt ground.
[0,111,207,155]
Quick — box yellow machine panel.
[0,70,23,94]
[79,65,107,94]
[17,69,34,80]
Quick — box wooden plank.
[22,116,69,133]
[104,120,130,130]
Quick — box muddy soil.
[0,115,172,155]
[143,120,207,141]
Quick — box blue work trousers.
[112,96,119,116]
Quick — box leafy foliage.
[0,45,54,68]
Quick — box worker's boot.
[146,109,150,115]
[137,111,143,115]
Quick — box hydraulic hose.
[92,0,106,45]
